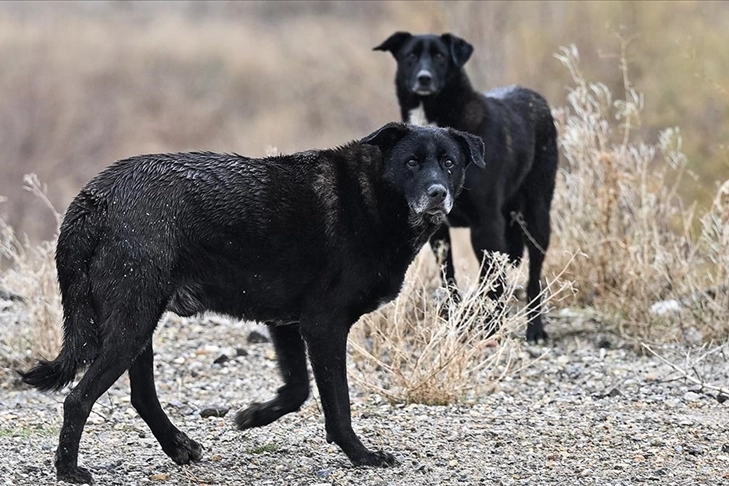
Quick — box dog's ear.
[361,122,411,152]
[373,32,412,57]
[440,33,473,68]
[448,128,485,169]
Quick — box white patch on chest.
[408,103,436,126]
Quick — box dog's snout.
[417,71,433,86]
[427,184,447,202]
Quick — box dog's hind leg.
[520,130,557,343]
[55,318,154,484]
[129,343,203,464]
[235,323,310,429]
[522,195,551,343]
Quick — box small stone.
[448,460,458,467]
[150,472,170,481]
[236,347,249,357]
[687,445,704,456]
[248,330,270,344]
[213,354,230,365]
[317,469,331,478]
[200,407,230,418]
[683,391,701,402]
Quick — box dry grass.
[348,250,570,405]
[0,175,61,364]
[549,44,729,342]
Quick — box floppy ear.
[440,33,473,68]
[448,128,485,168]
[361,122,411,152]
[373,32,412,57]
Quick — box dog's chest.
[408,103,436,127]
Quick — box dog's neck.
[398,70,482,131]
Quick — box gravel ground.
[1,300,729,486]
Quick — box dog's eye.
[406,159,418,168]
[443,159,454,169]
[406,52,417,61]
[434,52,445,60]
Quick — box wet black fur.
[374,32,559,342]
[19,122,484,484]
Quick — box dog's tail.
[20,192,103,392]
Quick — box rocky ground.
[1,300,729,486]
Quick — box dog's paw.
[165,432,204,465]
[234,402,265,430]
[526,324,548,343]
[57,465,94,484]
[351,450,398,468]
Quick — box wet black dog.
[20,122,484,484]
[375,32,558,342]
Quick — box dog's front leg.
[430,224,458,295]
[301,317,397,467]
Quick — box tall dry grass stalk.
[0,175,62,364]
[348,250,570,405]
[549,45,729,342]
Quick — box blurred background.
[0,0,727,242]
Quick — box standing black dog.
[374,32,558,342]
[20,122,484,484]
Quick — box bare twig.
[641,343,729,397]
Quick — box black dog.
[374,32,558,342]
[20,122,484,484]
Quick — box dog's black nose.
[427,184,447,202]
[418,73,432,86]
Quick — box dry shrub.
[348,249,569,405]
[0,175,61,364]
[549,45,729,341]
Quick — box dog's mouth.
[422,207,448,224]
[412,84,437,96]
[411,196,452,223]
[424,206,447,216]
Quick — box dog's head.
[374,32,473,96]
[362,122,485,223]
